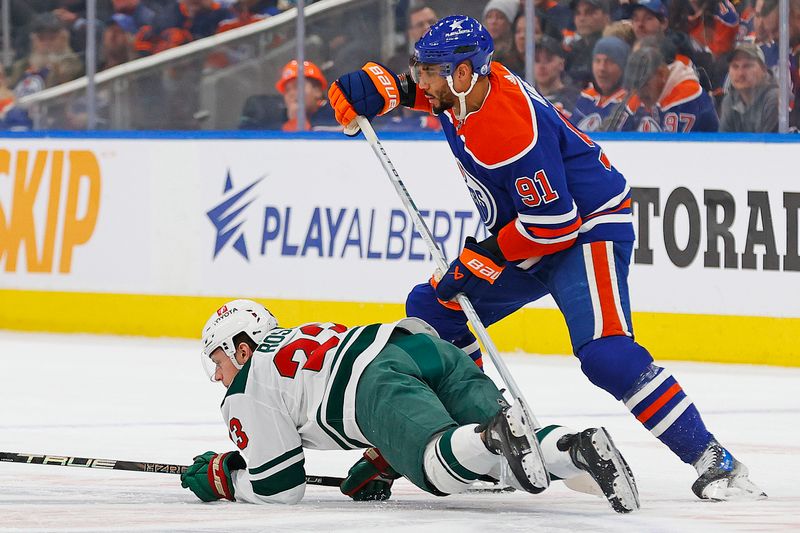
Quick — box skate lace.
[695,442,737,476]
[695,444,722,474]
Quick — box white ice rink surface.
[1,331,798,533]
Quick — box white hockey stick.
[355,115,550,492]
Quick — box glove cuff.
[207,452,238,501]
[363,448,391,473]
[361,62,400,116]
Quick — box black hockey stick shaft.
[0,452,344,487]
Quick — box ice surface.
[1,331,798,532]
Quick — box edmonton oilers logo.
[577,113,603,132]
[456,160,497,229]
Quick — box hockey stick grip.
[0,452,344,486]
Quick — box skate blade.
[564,472,604,497]
[466,480,516,494]
[701,477,768,501]
[593,428,641,513]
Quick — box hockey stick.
[355,116,550,492]
[0,452,344,487]
[0,451,513,494]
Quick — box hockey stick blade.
[0,452,343,486]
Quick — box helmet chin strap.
[446,72,479,122]
[224,345,244,370]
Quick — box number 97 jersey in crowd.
[218,317,436,504]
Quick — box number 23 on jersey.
[272,324,347,379]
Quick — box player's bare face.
[416,64,456,114]
[209,348,239,388]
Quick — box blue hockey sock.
[623,365,714,464]
[454,335,483,369]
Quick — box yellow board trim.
[1,289,797,367]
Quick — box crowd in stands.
[379,0,799,133]
[0,0,300,128]
[1,0,798,132]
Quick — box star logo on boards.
[206,169,265,261]
[449,19,464,30]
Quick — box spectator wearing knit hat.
[570,36,630,131]
[623,43,719,132]
[482,0,522,73]
[565,0,611,87]
[719,42,778,132]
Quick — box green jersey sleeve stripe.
[250,459,306,497]
[248,446,303,475]
[316,328,361,449]
[322,324,380,449]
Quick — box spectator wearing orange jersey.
[109,0,156,35]
[630,0,715,92]
[624,44,719,132]
[135,0,232,55]
[670,0,739,58]
[0,65,16,115]
[216,0,269,34]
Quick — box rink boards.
[0,132,798,366]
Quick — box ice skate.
[480,404,550,494]
[558,427,640,514]
[692,440,767,501]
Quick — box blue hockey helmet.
[412,15,494,79]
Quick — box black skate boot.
[558,427,640,514]
[692,440,766,501]
[480,403,550,494]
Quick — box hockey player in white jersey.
[180,299,640,513]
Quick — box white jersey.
[223,317,436,504]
